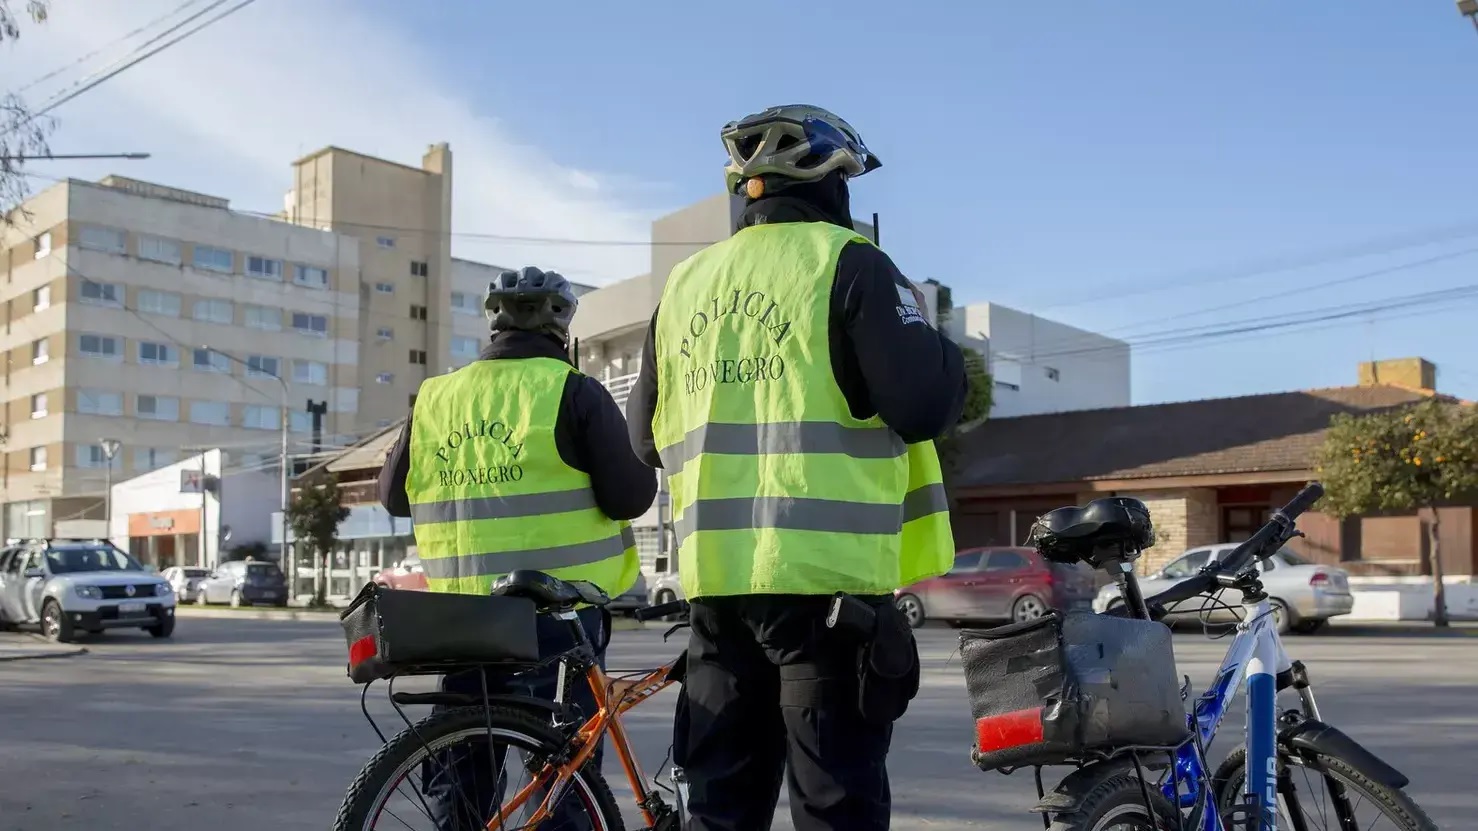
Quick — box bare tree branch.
[1,1,54,224]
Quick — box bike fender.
[1282,719,1409,789]
[1031,760,1135,814]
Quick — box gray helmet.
[484,266,578,339]
[722,104,881,197]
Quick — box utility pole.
[99,438,121,542]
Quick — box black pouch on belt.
[827,592,922,725]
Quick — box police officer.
[379,266,657,829]
[626,105,970,831]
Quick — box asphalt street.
[0,617,1473,830]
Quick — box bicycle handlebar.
[634,598,690,622]
[1135,482,1325,614]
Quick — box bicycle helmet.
[722,104,881,198]
[484,266,578,340]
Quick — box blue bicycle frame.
[1158,594,1294,831]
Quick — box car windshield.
[45,546,143,574]
[245,563,282,577]
[182,568,210,578]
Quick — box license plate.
[119,602,146,616]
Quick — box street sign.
[180,470,203,494]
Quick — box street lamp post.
[1459,0,1478,32]
[99,438,121,540]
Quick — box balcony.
[600,371,640,409]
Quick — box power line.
[14,0,207,94]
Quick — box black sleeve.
[563,374,659,520]
[830,241,967,442]
[625,308,663,468]
[377,415,413,518]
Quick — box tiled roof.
[953,385,1438,488]
[315,420,403,475]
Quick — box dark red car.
[894,546,1097,628]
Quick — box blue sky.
[9,0,1478,405]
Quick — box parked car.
[0,540,176,642]
[372,554,428,591]
[1092,543,1353,634]
[195,560,288,607]
[162,566,211,604]
[607,572,649,616]
[894,547,1097,628]
[648,571,683,606]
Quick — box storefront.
[125,509,203,570]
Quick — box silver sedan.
[1093,543,1354,634]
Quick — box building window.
[291,312,329,337]
[138,289,182,317]
[450,335,479,360]
[31,338,48,365]
[79,280,123,307]
[34,232,51,259]
[375,282,395,294]
[409,304,427,321]
[289,410,313,433]
[376,235,396,249]
[292,359,327,385]
[78,226,126,253]
[138,341,179,366]
[409,349,426,365]
[136,394,179,421]
[32,285,50,311]
[376,326,394,341]
[294,264,328,289]
[188,400,230,426]
[29,446,47,471]
[76,445,110,469]
[333,387,359,413]
[192,245,234,273]
[30,393,47,419]
[246,355,280,379]
[449,292,480,316]
[192,298,234,324]
[375,372,394,384]
[192,348,230,373]
[79,333,122,359]
[135,447,177,472]
[77,389,123,416]
[242,405,280,430]
[137,236,182,265]
[245,305,282,331]
[246,256,284,281]
[410,261,428,277]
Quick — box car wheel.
[1268,598,1294,636]
[895,593,926,629]
[1011,594,1048,623]
[41,600,75,643]
[655,590,680,622]
[147,616,175,638]
[196,590,209,606]
[229,590,243,608]
[1292,618,1326,634]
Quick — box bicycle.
[961,482,1439,831]
[332,571,693,831]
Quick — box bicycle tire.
[1212,745,1438,831]
[1046,773,1179,831]
[334,704,626,831]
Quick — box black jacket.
[377,330,658,520]
[626,180,969,466]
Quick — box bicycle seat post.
[1110,548,1152,620]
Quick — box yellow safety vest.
[406,357,639,597]
[652,221,954,599]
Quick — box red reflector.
[974,708,1045,753]
[348,634,377,667]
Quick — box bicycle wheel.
[1046,773,1179,831]
[1212,745,1438,831]
[334,704,626,831]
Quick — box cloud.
[3,0,662,283]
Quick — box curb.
[175,606,648,630]
[0,631,89,662]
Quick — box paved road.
[0,619,1472,830]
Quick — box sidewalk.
[0,631,88,662]
[175,605,647,630]
[1326,618,1478,638]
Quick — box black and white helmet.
[484,266,578,339]
[722,104,881,197]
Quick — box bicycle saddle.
[490,569,610,611]
[1027,497,1156,566]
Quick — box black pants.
[423,606,607,831]
[682,595,895,831]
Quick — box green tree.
[1315,399,1478,627]
[2,1,53,223]
[938,346,994,499]
[286,474,351,607]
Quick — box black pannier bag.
[960,609,1189,771]
[339,582,541,684]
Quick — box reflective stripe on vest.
[406,357,639,597]
[652,222,954,598]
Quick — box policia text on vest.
[677,287,792,396]
[428,420,526,488]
